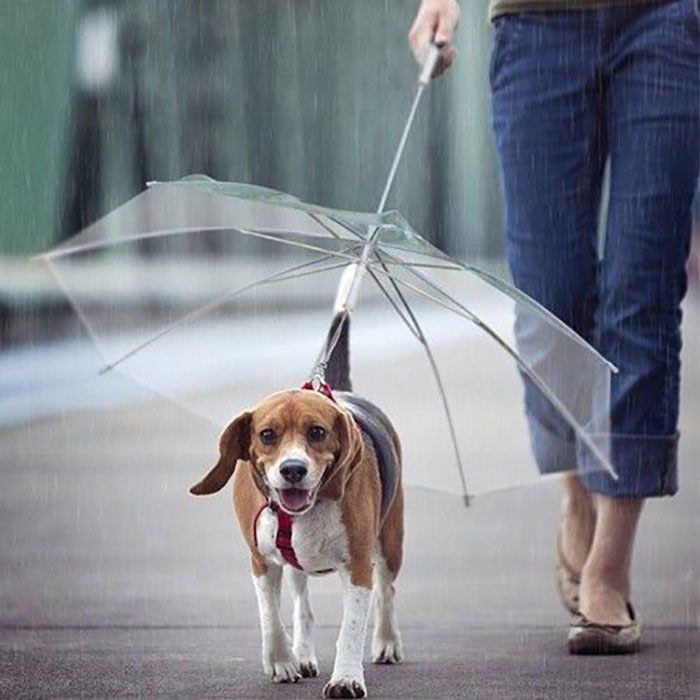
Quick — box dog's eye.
[259,428,277,445]
[307,425,326,443]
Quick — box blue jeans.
[490,0,699,497]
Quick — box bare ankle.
[560,474,595,573]
[579,570,631,625]
[581,561,629,597]
[562,473,593,510]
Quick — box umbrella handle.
[334,263,362,314]
[418,41,446,87]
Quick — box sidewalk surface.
[1,300,698,698]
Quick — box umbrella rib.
[307,212,360,241]
[381,249,618,374]
[365,268,421,340]
[370,265,619,482]
[36,224,359,261]
[311,219,464,271]
[371,249,472,502]
[378,260,463,271]
[36,225,247,260]
[238,228,364,262]
[366,265,472,504]
[244,226,357,243]
[459,264,618,373]
[98,251,355,375]
[325,213,456,264]
[326,216,371,243]
[43,261,111,365]
[305,213,342,239]
[327,215,464,268]
[273,260,352,279]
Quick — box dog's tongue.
[279,488,311,512]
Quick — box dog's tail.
[323,266,354,392]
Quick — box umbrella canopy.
[37,176,617,500]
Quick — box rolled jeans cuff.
[526,411,679,498]
[526,412,577,475]
[577,432,679,498]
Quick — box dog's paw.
[323,676,366,698]
[263,653,301,684]
[372,634,404,664]
[270,660,301,684]
[299,657,319,678]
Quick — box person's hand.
[408,0,460,77]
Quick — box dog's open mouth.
[276,487,317,513]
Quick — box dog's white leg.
[252,565,300,684]
[371,552,403,664]
[289,569,318,678]
[323,569,372,699]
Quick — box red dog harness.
[252,500,334,574]
[300,380,337,402]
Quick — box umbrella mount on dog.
[37,45,618,503]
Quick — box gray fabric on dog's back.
[336,392,400,524]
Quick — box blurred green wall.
[0,0,79,255]
[0,0,503,259]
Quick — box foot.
[262,645,301,683]
[579,572,633,626]
[297,655,319,678]
[323,676,367,698]
[568,601,641,654]
[372,631,404,664]
[577,494,643,626]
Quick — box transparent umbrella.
[36,45,618,502]
[36,174,617,502]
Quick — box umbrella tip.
[462,493,473,508]
[98,363,114,376]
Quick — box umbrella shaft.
[376,83,425,216]
[334,82,426,317]
[315,48,438,375]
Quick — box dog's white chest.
[255,500,349,574]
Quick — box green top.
[490,0,666,21]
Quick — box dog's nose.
[279,458,308,484]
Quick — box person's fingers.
[408,1,460,75]
[438,45,458,75]
[408,7,438,64]
[432,45,457,78]
[434,3,460,45]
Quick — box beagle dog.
[190,313,403,699]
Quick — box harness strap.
[300,380,337,403]
[272,503,304,570]
[253,501,333,575]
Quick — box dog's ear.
[320,408,364,501]
[189,411,252,496]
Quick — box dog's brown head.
[189,390,363,513]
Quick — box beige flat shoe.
[568,602,642,655]
[556,534,581,615]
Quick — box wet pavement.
[0,299,698,698]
